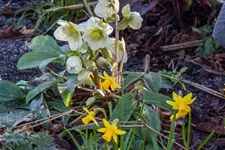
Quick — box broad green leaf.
[29,35,62,56]
[123,72,144,89]
[57,75,80,107]
[30,94,43,112]
[26,81,56,104]
[142,90,172,111]
[110,93,137,122]
[141,105,160,150]
[39,57,59,72]
[143,72,162,92]
[0,80,24,102]
[17,51,57,70]
[47,101,71,112]
[0,109,30,127]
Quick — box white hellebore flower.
[79,17,113,35]
[94,0,119,20]
[66,56,82,74]
[54,20,82,50]
[121,4,143,30]
[107,38,128,63]
[83,25,110,51]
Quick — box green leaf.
[0,80,24,102]
[141,105,160,150]
[143,72,162,92]
[26,81,56,104]
[39,57,60,72]
[17,51,57,70]
[57,75,80,107]
[110,93,137,122]
[142,90,172,111]
[123,72,144,89]
[117,18,130,30]
[29,35,62,56]
[30,94,43,112]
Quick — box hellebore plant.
[13,0,217,149]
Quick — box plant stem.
[197,130,215,150]
[93,69,102,89]
[182,120,188,148]
[115,14,119,83]
[44,1,97,12]
[167,113,176,150]
[187,113,192,148]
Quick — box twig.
[182,79,225,100]
[82,0,94,16]
[184,59,225,76]
[160,40,203,51]
[144,54,150,73]
[15,110,84,132]
[44,1,97,12]
[43,97,52,126]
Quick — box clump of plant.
[14,0,91,32]
[0,0,216,149]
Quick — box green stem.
[167,112,176,150]
[187,113,192,148]
[197,130,215,150]
[93,69,102,89]
[182,120,188,148]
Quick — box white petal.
[122,4,130,17]
[114,0,120,13]
[57,20,68,26]
[66,56,82,74]
[105,24,113,35]
[53,26,69,41]
[94,2,113,19]
[68,37,82,50]
[129,12,143,29]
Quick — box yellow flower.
[97,119,126,143]
[82,107,99,126]
[166,92,196,120]
[100,71,121,91]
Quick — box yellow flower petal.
[103,119,111,128]
[83,107,90,114]
[102,129,113,142]
[103,71,110,79]
[101,80,111,90]
[93,118,99,126]
[172,92,179,101]
[166,100,176,107]
[82,116,91,125]
[98,128,107,133]
[114,129,126,135]
[183,93,192,101]
[170,114,180,121]
[113,133,118,144]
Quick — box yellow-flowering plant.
[0,0,213,149]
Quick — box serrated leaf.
[110,93,137,122]
[17,51,57,70]
[123,72,144,89]
[26,81,56,104]
[142,90,172,111]
[57,75,80,107]
[0,80,24,102]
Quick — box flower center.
[91,29,103,41]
